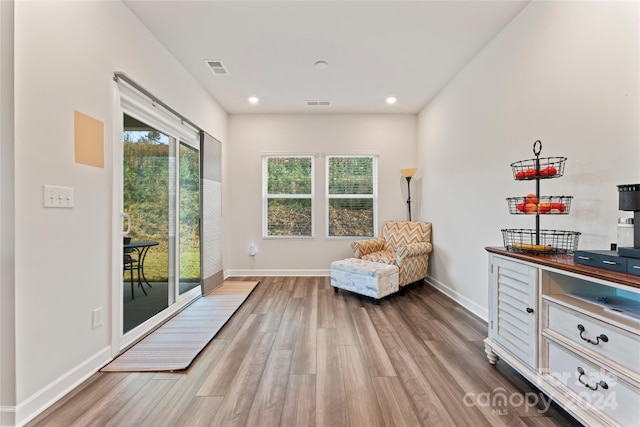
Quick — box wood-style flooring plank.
[316,328,349,427]
[317,277,336,328]
[174,396,223,427]
[139,338,230,427]
[290,278,318,374]
[424,322,530,425]
[213,280,267,340]
[415,355,491,427]
[366,304,456,426]
[333,290,360,346]
[374,300,432,357]
[27,373,131,426]
[351,306,396,377]
[210,331,276,427]
[339,345,384,427]
[105,379,175,427]
[245,349,292,426]
[281,374,316,427]
[260,288,292,334]
[272,297,303,350]
[196,313,264,396]
[66,374,154,426]
[371,376,422,427]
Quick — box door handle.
[121,212,131,235]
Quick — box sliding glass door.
[121,112,200,335]
[179,142,201,295]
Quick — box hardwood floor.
[28,277,582,427]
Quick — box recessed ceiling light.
[386,96,397,105]
[248,96,259,104]
[314,60,329,70]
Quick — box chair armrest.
[351,238,386,258]
[397,242,433,260]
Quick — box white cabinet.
[485,248,640,427]
[487,254,537,368]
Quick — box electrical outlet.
[43,185,74,208]
[92,307,103,329]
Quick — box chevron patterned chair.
[351,221,432,288]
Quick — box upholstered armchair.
[351,221,432,287]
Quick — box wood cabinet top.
[486,246,640,290]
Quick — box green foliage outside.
[267,157,312,194]
[266,155,375,237]
[123,128,200,282]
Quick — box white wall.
[225,114,417,275]
[10,1,227,424]
[418,0,639,318]
[1,1,17,424]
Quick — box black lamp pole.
[406,176,412,221]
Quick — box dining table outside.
[123,240,159,289]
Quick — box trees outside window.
[263,156,314,237]
[327,155,377,237]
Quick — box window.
[263,155,314,237]
[327,155,377,237]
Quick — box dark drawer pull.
[577,367,608,391]
[577,324,608,345]
[526,307,534,313]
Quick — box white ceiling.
[123,0,529,114]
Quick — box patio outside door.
[122,114,173,333]
[115,81,203,351]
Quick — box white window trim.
[262,154,315,239]
[325,154,378,239]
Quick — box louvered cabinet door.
[488,254,538,368]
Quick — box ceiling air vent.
[306,100,332,107]
[205,60,229,75]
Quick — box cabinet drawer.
[574,251,627,273]
[545,302,640,378]
[628,258,640,277]
[544,339,640,426]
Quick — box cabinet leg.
[333,287,338,294]
[484,340,499,365]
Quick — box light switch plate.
[44,185,74,208]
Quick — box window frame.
[262,154,315,239]
[325,154,378,239]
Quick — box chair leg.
[129,267,134,300]
[138,265,148,296]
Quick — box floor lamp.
[400,168,417,221]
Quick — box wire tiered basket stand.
[502,140,581,254]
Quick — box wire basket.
[502,228,581,254]
[506,196,573,215]
[511,157,566,181]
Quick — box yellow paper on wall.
[74,110,104,168]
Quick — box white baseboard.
[13,346,111,427]
[225,269,330,278]
[0,405,16,427]
[426,275,488,322]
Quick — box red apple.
[551,202,566,213]
[516,171,525,180]
[525,168,537,178]
[516,202,525,212]
[539,167,549,177]
[546,166,557,176]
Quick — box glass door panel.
[122,114,173,333]
[179,142,201,295]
